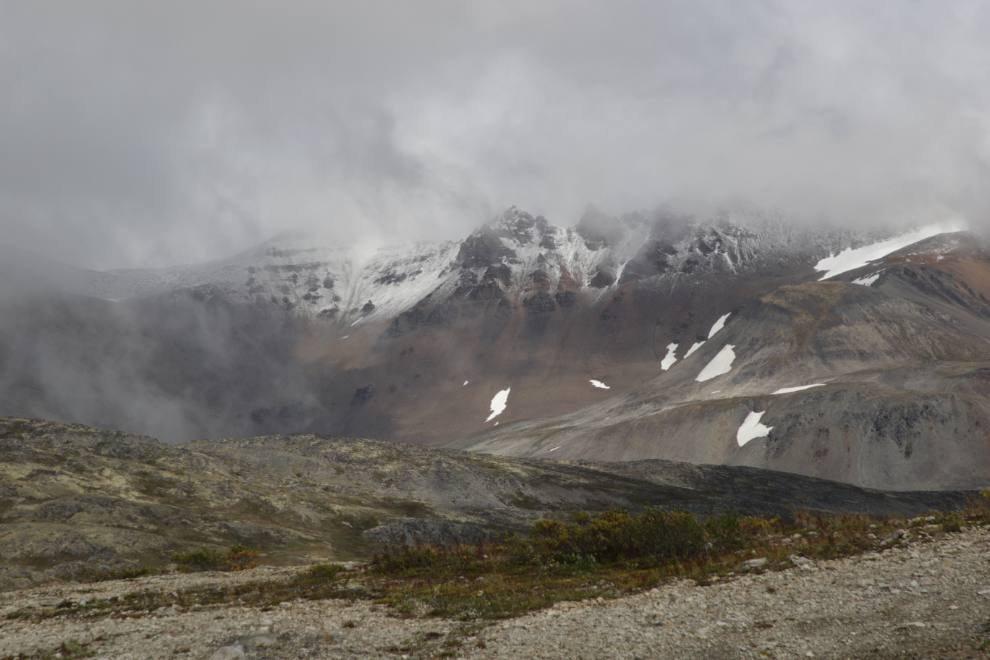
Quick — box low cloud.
[1,1,989,269]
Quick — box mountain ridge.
[1,206,988,491]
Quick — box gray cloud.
[2,1,990,269]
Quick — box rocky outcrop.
[456,228,518,269]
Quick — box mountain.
[449,228,990,490]
[0,206,988,490]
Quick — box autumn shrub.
[630,507,707,563]
[307,563,347,581]
[172,543,259,572]
[373,507,751,576]
[371,541,490,575]
[704,508,744,554]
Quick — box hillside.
[449,231,990,491]
[0,417,970,592]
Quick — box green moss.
[328,512,382,559]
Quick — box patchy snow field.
[589,380,610,389]
[660,343,678,370]
[737,410,772,446]
[696,345,736,382]
[485,388,511,422]
[684,342,705,358]
[708,313,730,338]
[815,221,965,281]
[772,384,825,394]
[851,272,882,286]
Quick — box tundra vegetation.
[7,493,990,629]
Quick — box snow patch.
[549,446,561,452]
[737,411,772,446]
[685,342,705,358]
[463,381,469,386]
[696,345,736,382]
[815,221,966,281]
[851,272,882,287]
[660,343,678,370]
[708,313,731,339]
[590,380,610,389]
[772,384,825,394]
[485,388,510,422]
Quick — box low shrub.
[373,507,744,575]
[308,563,347,581]
[172,543,259,572]
[118,566,158,580]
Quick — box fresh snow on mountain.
[815,221,965,281]
[485,388,511,422]
[737,411,772,446]
[772,384,825,394]
[660,343,678,370]
[51,205,942,343]
[708,313,731,338]
[590,380,610,389]
[696,345,736,382]
[59,205,911,335]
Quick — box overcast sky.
[2,1,990,270]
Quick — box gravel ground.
[1,527,989,659]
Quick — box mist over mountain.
[3,3,990,497]
[3,2,990,271]
[2,203,989,492]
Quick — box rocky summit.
[1,206,989,491]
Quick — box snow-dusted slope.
[67,206,929,341]
[75,234,463,329]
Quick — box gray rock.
[210,645,246,660]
